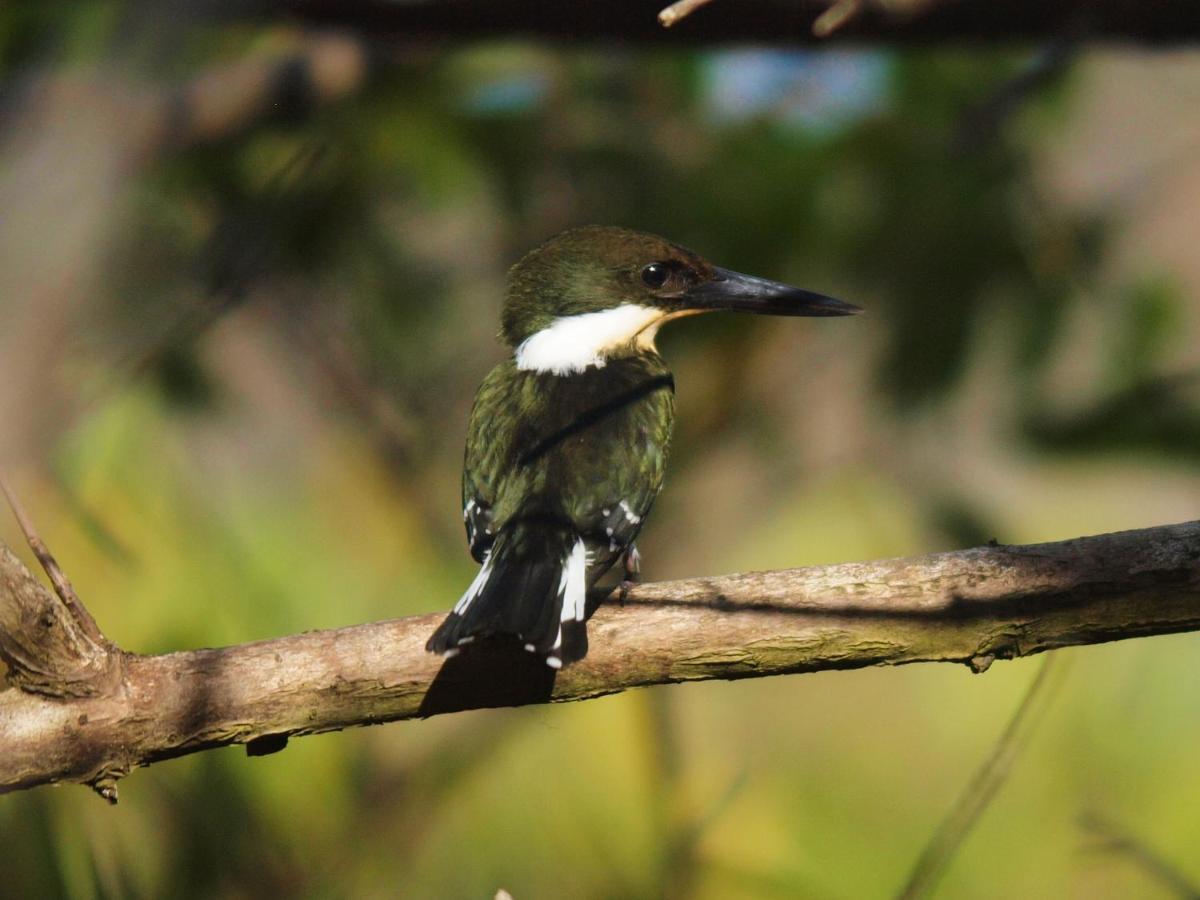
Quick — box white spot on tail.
[544,538,588,666]
[514,304,666,375]
[561,538,587,623]
[453,551,493,615]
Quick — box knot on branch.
[0,542,121,696]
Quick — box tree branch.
[0,475,105,648]
[274,0,1200,44]
[0,543,119,697]
[1,520,1198,800]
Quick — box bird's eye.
[641,263,669,289]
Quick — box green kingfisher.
[427,226,860,668]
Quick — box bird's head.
[502,225,860,375]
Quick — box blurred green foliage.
[2,4,1199,899]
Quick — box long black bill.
[686,266,861,317]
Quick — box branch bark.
[2,520,1198,800]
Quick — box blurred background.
[1,2,1199,897]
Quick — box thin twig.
[658,0,716,28]
[1081,812,1200,898]
[952,41,1076,155]
[0,472,105,645]
[895,653,1070,899]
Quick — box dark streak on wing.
[517,374,675,468]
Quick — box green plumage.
[464,354,675,578]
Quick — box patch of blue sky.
[461,72,550,115]
[705,50,890,132]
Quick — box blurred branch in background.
[6,30,372,424]
[1025,368,1200,464]
[3,30,369,162]
[896,653,1068,899]
[2,519,1197,802]
[1081,811,1200,898]
[951,39,1077,154]
[158,32,369,152]
[657,0,716,30]
[274,0,1200,43]
[0,29,376,566]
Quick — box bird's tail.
[426,520,589,668]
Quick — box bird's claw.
[618,579,635,606]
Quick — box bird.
[427,226,860,668]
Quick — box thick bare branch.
[153,31,369,152]
[1,520,1198,800]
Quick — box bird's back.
[463,352,675,582]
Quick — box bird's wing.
[591,494,652,559]
[462,440,499,564]
[577,386,674,573]
[461,365,512,564]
